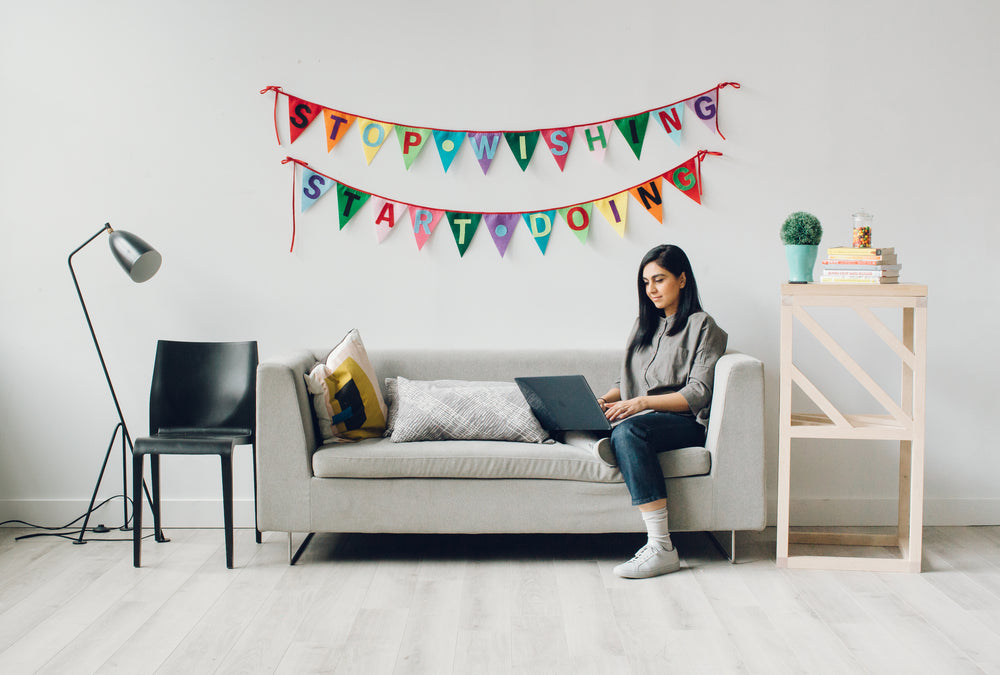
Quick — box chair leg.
[221,453,234,569]
[251,443,261,544]
[132,453,144,567]
[150,454,168,543]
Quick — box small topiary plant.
[780,211,823,245]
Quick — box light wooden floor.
[1,526,999,674]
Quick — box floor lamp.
[69,223,162,544]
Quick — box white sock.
[642,506,673,551]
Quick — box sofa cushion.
[312,438,711,482]
[388,377,548,443]
[304,329,388,443]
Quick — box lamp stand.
[68,224,164,544]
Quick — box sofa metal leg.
[707,530,737,563]
[288,532,315,565]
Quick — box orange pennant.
[629,179,664,223]
[323,108,356,153]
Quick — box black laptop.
[515,374,612,432]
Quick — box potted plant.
[781,211,823,283]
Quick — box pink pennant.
[541,127,575,171]
[408,206,444,251]
[575,122,613,162]
[372,198,408,243]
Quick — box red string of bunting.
[280,151,722,255]
[261,83,739,169]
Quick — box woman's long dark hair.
[630,244,703,351]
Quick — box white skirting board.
[0,499,259,530]
[768,498,1000,527]
[2,498,1000,529]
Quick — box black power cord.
[1,494,155,542]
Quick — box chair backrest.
[148,340,258,439]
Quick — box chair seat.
[133,435,238,456]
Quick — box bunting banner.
[261,83,739,173]
[279,151,722,254]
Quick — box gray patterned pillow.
[389,377,549,443]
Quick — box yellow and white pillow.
[304,329,387,443]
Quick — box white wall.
[2,0,998,529]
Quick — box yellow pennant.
[357,118,394,165]
[595,192,629,237]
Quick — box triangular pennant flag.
[446,212,482,257]
[357,118,394,165]
[652,103,684,146]
[300,169,335,213]
[504,131,540,171]
[665,157,701,204]
[595,192,629,237]
[629,179,664,223]
[408,206,444,251]
[371,197,407,243]
[482,213,519,257]
[522,210,556,254]
[541,127,575,171]
[432,130,466,172]
[614,113,649,160]
[558,203,593,244]
[335,184,370,229]
[686,90,719,135]
[467,132,503,175]
[575,122,613,162]
[287,96,322,144]
[323,108,356,152]
[395,126,431,170]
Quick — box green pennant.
[504,131,540,171]
[446,211,481,257]
[558,202,594,245]
[395,126,431,170]
[336,183,370,230]
[614,112,650,160]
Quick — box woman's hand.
[604,396,648,422]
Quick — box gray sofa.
[256,349,766,562]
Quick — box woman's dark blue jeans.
[610,411,706,506]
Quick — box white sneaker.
[613,543,680,578]
[593,437,616,466]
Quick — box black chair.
[132,340,258,568]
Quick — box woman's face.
[642,261,686,315]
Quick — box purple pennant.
[467,132,502,175]
[483,212,520,257]
[686,90,719,133]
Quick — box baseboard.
[0,499,258,530]
[4,498,1000,530]
[767,498,1000,527]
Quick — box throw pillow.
[390,377,549,443]
[383,377,398,437]
[304,329,387,443]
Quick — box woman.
[598,244,728,578]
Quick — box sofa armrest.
[703,352,766,531]
[256,350,317,532]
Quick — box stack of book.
[820,246,900,284]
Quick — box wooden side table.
[777,283,927,572]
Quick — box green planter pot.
[785,244,818,283]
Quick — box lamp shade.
[108,229,161,283]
